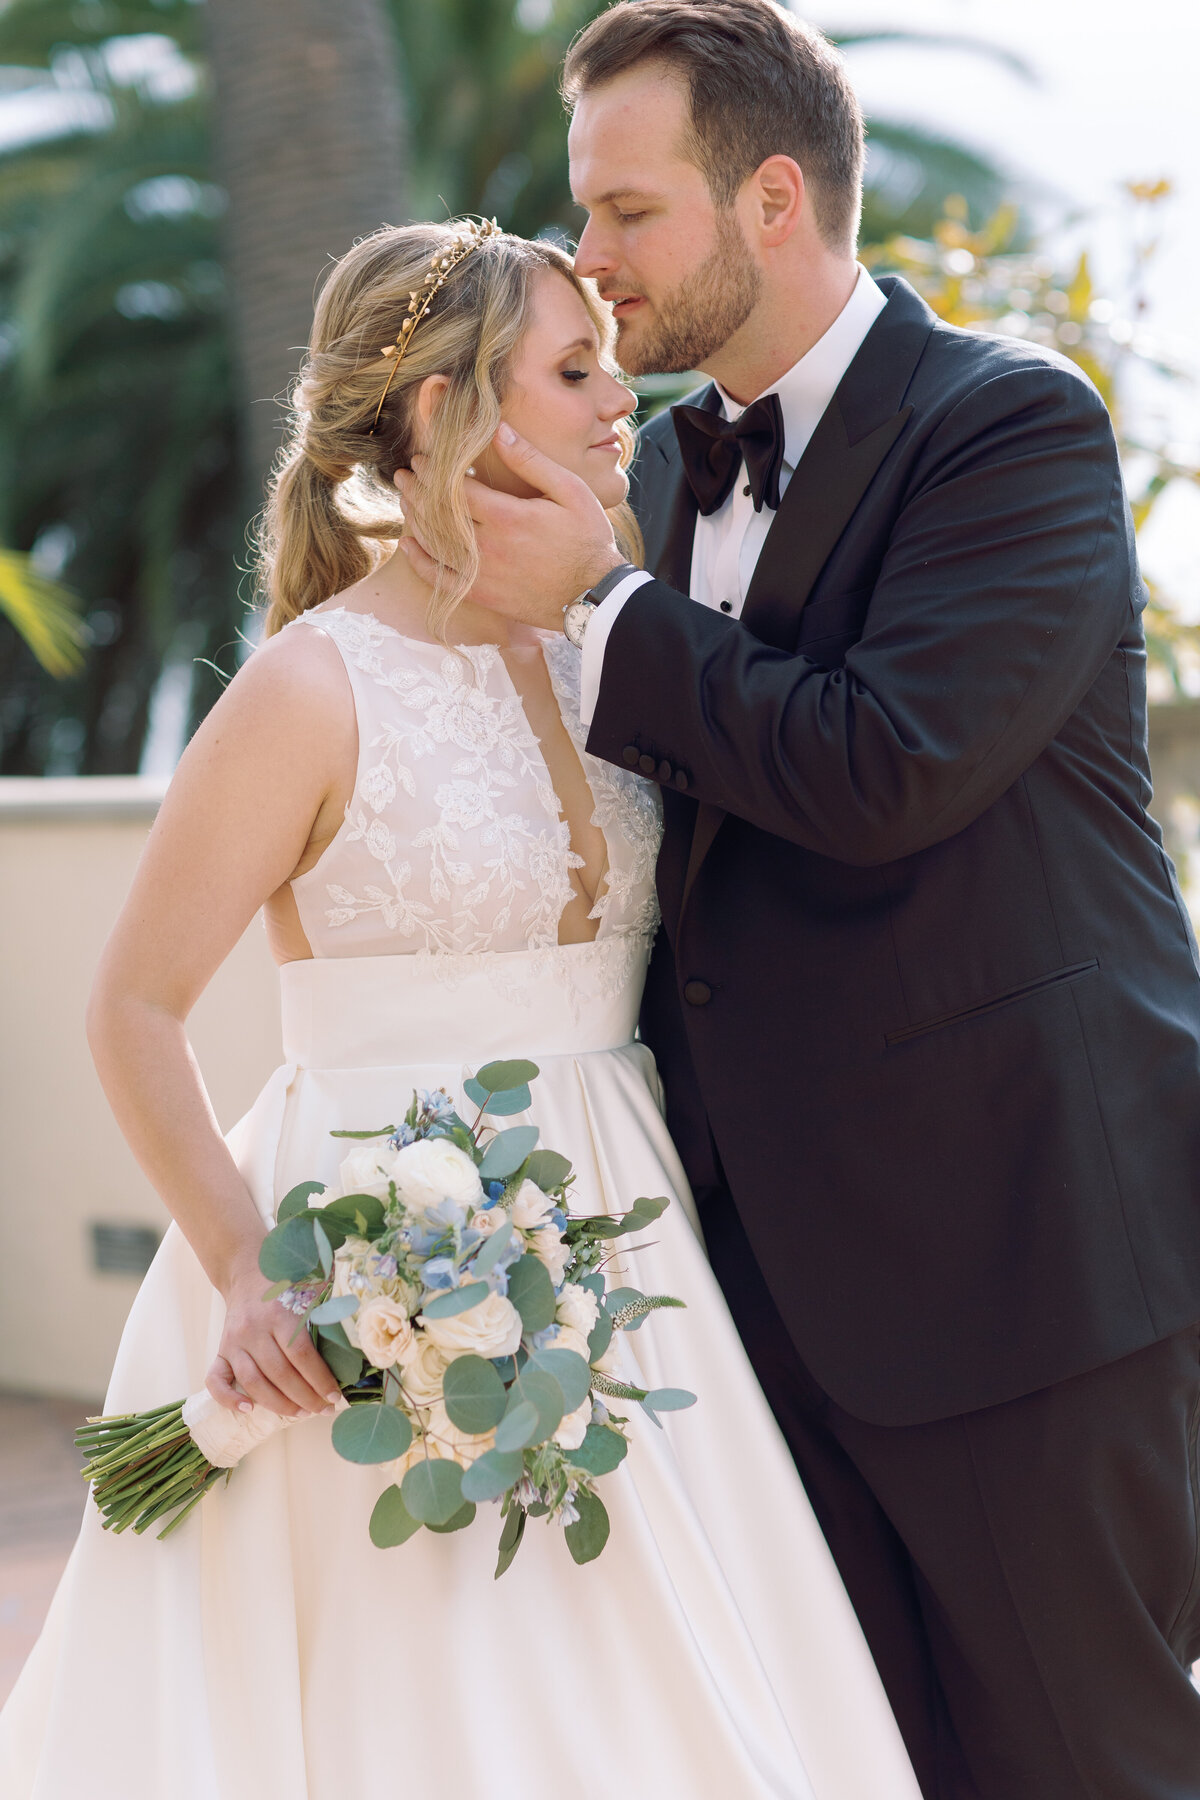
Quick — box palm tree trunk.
[205,0,408,513]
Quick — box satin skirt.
[0,945,920,1800]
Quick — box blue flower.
[425,1198,467,1232]
[420,1087,457,1119]
[388,1123,416,1151]
[529,1324,560,1351]
[421,1256,459,1290]
[549,1207,568,1233]
[486,1180,505,1204]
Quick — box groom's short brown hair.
[561,0,864,253]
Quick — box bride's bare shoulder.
[207,612,352,734]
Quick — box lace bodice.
[288,607,662,967]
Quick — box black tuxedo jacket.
[587,276,1200,1426]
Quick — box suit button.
[622,745,639,768]
[683,979,712,1006]
[638,753,656,775]
[674,769,689,791]
[657,759,673,782]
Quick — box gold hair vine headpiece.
[368,217,502,435]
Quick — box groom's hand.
[395,425,628,629]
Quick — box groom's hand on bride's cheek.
[396,425,627,628]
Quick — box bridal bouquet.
[77,1059,694,1575]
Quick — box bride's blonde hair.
[255,220,642,639]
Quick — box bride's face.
[479,269,636,508]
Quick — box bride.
[0,218,920,1800]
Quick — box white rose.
[336,1146,394,1201]
[553,1397,592,1451]
[396,1332,450,1406]
[389,1138,483,1215]
[548,1325,590,1363]
[422,1399,495,1469]
[593,1334,626,1376]
[470,1204,508,1238]
[556,1283,599,1338]
[355,1296,414,1368]
[530,1224,570,1287]
[509,1179,554,1230]
[419,1289,523,1360]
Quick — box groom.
[397,2,1200,1792]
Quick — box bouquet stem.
[77,1401,226,1540]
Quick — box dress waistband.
[278,940,647,1070]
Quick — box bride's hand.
[206,1248,342,1418]
[395,425,626,628]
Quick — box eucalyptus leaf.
[577,1216,625,1239]
[506,1255,556,1334]
[461,1447,524,1503]
[471,1218,514,1277]
[478,1125,540,1182]
[564,1489,610,1565]
[427,1499,477,1534]
[421,1281,489,1320]
[318,1337,363,1388]
[529,1346,591,1413]
[515,1366,564,1441]
[312,1218,333,1277]
[643,1387,697,1412]
[474,1058,540,1091]
[623,1194,670,1230]
[329,1125,395,1139]
[604,1285,644,1318]
[276,1181,325,1224]
[579,1272,605,1300]
[464,1077,532,1116]
[568,1423,629,1477]
[323,1193,386,1238]
[401,1457,464,1526]
[258,1216,319,1283]
[522,1149,572,1191]
[494,1399,540,1453]
[442,1355,507,1434]
[369,1484,421,1548]
[587,1307,613,1364]
[494,1502,527,1579]
[308,1293,358,1325]
[331,1403,413,1465]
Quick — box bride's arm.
[86,625,355,1419]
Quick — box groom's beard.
[616,209,763,377]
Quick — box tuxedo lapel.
[677,278,934,921]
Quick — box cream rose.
[593,1334,626,1377]
[553,1397,592,1452]
[355,1296,414,1368]
[470,1204,508,1238]
[529,1224,570,1287]
[422,1399,496,1469]
[389,1138,483,1215]
[331,1235,371,1298]
[336,1146,395,1201]
[396,1332,450,1406]
[419,1289,523,1360]
[548,1325,591,1363]
[556,1283,599,1339]
[509,1178,554,1230]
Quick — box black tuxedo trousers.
[587,280,1200,1794]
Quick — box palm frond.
[0,548,87,676]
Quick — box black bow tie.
[671,391,786,517]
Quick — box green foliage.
[441,1353,508,1434]
[505,1253,556,1333]
[564,1488,609,1565]
[369,1483,422,1548]
[331,1402,413,1465]
[401,1455,464,1526]
[420,1280,489,1319]
[0,548,86,674]
[477,1124,540,1180]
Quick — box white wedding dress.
[0,605,920,1800]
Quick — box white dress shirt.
[579,264,887,727]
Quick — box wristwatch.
[562,561,639,647]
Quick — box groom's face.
[569,67,762,377]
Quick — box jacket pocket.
[885,959,1100,1048]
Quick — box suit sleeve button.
[622,745,640,768]
[638,753,657,775]
[674,769,690,791]
[683,979,712,1006]
[657,760,673,781]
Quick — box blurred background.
[1,0,1198,1696]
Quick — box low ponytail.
[257,442,379,637]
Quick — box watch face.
[563,602,593,646]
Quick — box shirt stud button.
[683,979,712,1006]
[742,484,751,497]
[657,759,672,782]
[638,753,656,776]
[622,745,639,767]
[720,600,733,613]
